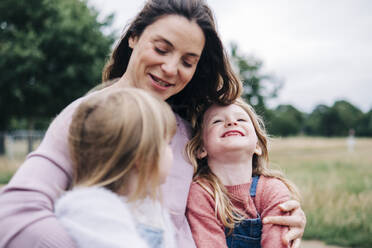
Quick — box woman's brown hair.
[102,0,242,120]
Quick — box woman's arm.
[262,200,306,248]
[0,98,82,248]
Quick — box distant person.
[347,128,356,152]
[55,88,176,248]
[186,98,301,247]
[0,1,305,247]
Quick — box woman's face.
[125,15,205,100]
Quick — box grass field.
[1,137,371,247]
[269,137,372,248]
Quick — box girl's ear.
[197,147,207,159]
[254,143,262,156]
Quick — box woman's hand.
[262,200,306,248]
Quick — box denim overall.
[225,175,262,248]
[137,223,164,248]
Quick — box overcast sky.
[88,0,372,113]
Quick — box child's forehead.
[203,104,247,120]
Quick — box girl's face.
[199,104,260,159]
[158,143,174,184]
[125,15,205,100]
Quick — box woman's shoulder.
[174,113,192,139]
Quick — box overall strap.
[250,175,260,197]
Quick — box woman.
[0,0,305,247]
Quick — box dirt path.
[301,240,347,248]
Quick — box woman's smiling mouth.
[149,74,173,89]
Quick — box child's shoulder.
[189,180,212,195]
[55,187,131,220]
[187,181,215,207]
[257,175,290,196]
[258,175,288,188]
[255,176,291,213]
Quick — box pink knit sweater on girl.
[186,176,291,248]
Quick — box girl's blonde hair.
[69,87,176,202]
[186,97,300,229]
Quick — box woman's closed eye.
[182,60,192,68]
[155,47,167,55]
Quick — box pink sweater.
[0,92,196,248]
[186,176,291,248]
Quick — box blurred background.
[0,0,371,247]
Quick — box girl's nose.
[226,120,237,127]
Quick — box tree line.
[1,0,371,155]
[264,101,372,137]
[230,43,372,138]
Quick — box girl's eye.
[237,119,247,122]
[155,47,167,55]
[212,120,222,124]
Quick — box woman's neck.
[207,152,253,186]
[114,74,134,89]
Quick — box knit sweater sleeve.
[0,97,84,248]
[256,176,292,248]
[186,182,228,248]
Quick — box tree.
[356,109,372,136]
[304,100,363,136]
[304,104,330,136]
[267,104,304,136]
[229,43,283,114]
[0,0,114,153]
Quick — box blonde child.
[55,88,176,248]
[186,98,301,248]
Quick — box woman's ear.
[254,143,262,156]
[128,35,139,49]
[197,147,207,159]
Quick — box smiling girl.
[186,98,301,248]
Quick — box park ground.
[1,136,371,247]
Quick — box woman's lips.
[149,74,173,89]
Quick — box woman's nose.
[161,58,178,76]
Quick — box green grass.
[270,137,372,248]
[1,137,372,247]
[0,171,13,185]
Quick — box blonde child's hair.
[68,87,176,202]
[186,97,300,229]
